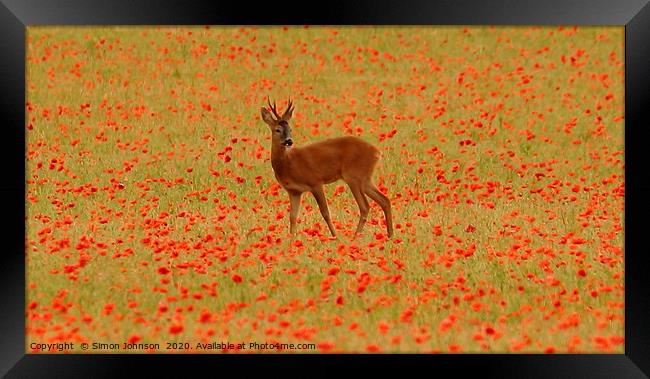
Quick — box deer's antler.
[267,96,281,120]
[282,98,294,120]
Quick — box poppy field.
[25,26,624,353]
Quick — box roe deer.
[260,97,393,238]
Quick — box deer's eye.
[275,129,281,133]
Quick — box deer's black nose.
[284,139,293,146]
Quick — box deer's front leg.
[288,190,302,235]
[312,186,336,237]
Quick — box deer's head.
[261,97,294,147]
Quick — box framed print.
[1,0,649,377]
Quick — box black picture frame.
[1,0,648,377]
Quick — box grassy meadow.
[25,26,624,353]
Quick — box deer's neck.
[271,143,289,177]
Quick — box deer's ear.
[260,108,275,126]
[281,107,293,122]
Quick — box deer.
[260,97,393,239]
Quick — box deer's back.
[284,136,380,187]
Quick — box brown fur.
[261,100,393,238]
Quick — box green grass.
[26,26,624,353]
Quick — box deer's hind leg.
[345,180,370,237]
[363,182,393,238]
